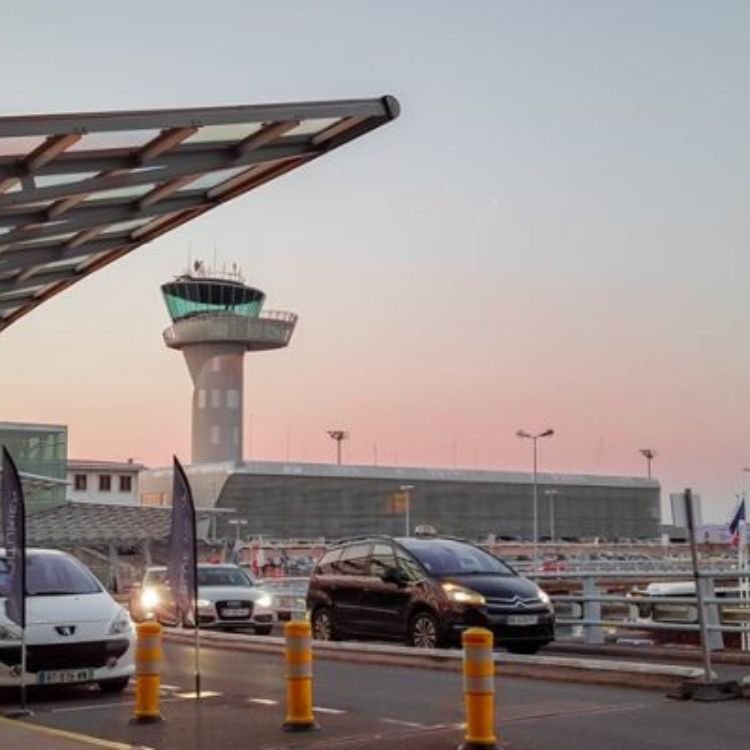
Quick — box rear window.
[0,554,102,596]
[400,540,514,577]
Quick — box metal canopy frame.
[0,96,399,331]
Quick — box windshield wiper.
[29,590,95,596]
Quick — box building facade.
[67,459,144,505]
[0,421,68,511]
[139,460,662,541]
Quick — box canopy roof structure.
[0,96,399,332]
[26,502,216,546]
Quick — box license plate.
[221,608,250,617]
[507,614,538,626]
[38,668,95,685]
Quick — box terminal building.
[139,460,661,541]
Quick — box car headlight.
[140,587,160,610]
[441,582,485,606]
[537,589,551,605]
[256,594,272,609]
[196,599,212,609]
[108,607,133,635]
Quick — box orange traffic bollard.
[282,619,318,732]
[132,620,163,723]
[459,628,499,750]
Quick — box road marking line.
[48,702,129,714]
[313,706,347,714]
[379,717,426,728]
[48,697,183,715]
[160,684,181,691]
[175,690,222,699]
[0,715,143,749]
[248,698,279,706]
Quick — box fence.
[532,568,750,650]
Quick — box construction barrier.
[282,619,318,732]
[132,620,163,723]
[459,627,499,750]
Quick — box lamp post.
[516,428,555,568]
[639,449,656,479]
[544,489,559,543]
[327,430,349,465]
[400,484,414,536]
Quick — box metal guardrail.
[530,568,750,648]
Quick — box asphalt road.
[3,642,748,750]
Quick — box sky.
[0,1,748,522]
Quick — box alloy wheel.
[411,614,437,648]
[313,610,333,640]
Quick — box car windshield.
[197,567,252,587]
[400,540,514,576]
[0,554,101,596]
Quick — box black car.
[306,534,555,653]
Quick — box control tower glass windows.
[161,277,265,322]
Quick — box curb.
[163,629,709,692]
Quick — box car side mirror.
[381,566,406,586]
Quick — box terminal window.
[74,474,87,491]
[119,476,132,493]
[99,475,111,492]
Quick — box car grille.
[216,600,254,620]
[486,595,546,612]
[0,639,130,673]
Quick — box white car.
[0,549,134,692]
[134,564,274,634]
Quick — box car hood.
[1,591,120,626]
[439,573,542,599]
[197,586,266,602]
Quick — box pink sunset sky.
[1,2,749,522]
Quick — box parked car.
[247,575,309,622]
[306,533,555,653]
[0,548,134,692]
[131,563,274,634]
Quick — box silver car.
[134,564,274,634]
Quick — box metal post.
[532,438,538,569]
[400,484,414,537]
[582,576,604,645]
[550,493,555,544]
[684,488,713,682]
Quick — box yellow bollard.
[132,620,163,724]
[459,628,499,750]
[282,619,318,732]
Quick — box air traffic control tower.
[161,263,297,464]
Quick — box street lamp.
[327,430,349,465]
[639,449,656,479]
[544,489,559,543]
[516,428,555,567]
[400,484,414,536]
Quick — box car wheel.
[506,642,543,655]
[98,677,130,694]
[254,625,273,636]
[311,607,337,641]
[408,611,440,649]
